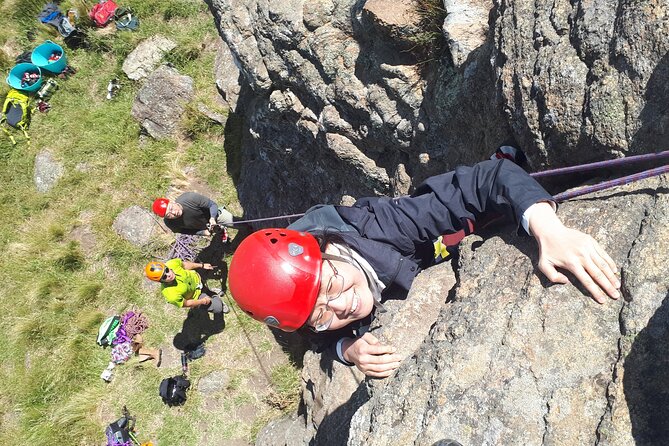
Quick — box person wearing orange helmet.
[152,192,233,239]
[145,259,230,314]
[229,158,620,378]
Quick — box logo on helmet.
[264,316,280,327]
[288,243,304,256]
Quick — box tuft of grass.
[408,0,448,62]
[182,104,225,140]
[164,44,202,70]
[53,241,85,271]
[266,363,301,411]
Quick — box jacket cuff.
[335,338,354,366]
[521,201,557,235]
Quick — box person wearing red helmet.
[152,192,233,239]
[229,158,620,378]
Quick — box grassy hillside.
[0,1,299,444]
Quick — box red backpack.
[89,0,118,27]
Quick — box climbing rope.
[530,150,669,179]
[219,151,668,226]
[124,312,149,338]
[167,233,199,261]
[553,164,669,202]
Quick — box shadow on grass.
[173,306,225,351]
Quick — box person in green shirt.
[145,259,230,314]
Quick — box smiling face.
[306,256,375,331]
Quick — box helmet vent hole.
[246,310,254,316]
[269,238,278,244]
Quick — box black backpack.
[159,375,190,406]
[104,406,134,446]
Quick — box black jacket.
[288,159,554,361]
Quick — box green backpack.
[1,89,34,144]
[97,315,121,347]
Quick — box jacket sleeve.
[336,159,554,258]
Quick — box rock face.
[204,1,669,443]
[207,0,669,219]
[131,65,195,139]
[258,174,667,446]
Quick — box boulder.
[131,65,195,139]
[34,150,64,193]
[112,205,163,247]
[122,36,177,81]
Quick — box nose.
[326,291,348,316]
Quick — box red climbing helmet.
[229,228,322,332]
[152,198,169,217]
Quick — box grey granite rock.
[131,65,195,139]
[34,150,64,193]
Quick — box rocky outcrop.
[131,65,194,139]
[207,0,669,219]
[258,174,668,445]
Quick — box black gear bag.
[159,375,190,406]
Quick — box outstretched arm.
[527,202,620,303]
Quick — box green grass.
[0,1,300,445]
[409,0,448,62]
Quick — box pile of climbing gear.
[114,7,140,31]
[88,1,140,30]
[2,41,75,144]
[38,2,77,38]
[97,309,151,382]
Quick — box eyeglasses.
[160,266,171,281]
[310,259,345,332]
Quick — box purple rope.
[112,312,135,345]
[218,153,668,226]
[531,150,669,179]
[553,165,669,202]
[167,234,198,261]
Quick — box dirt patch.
[69,225,97,256]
